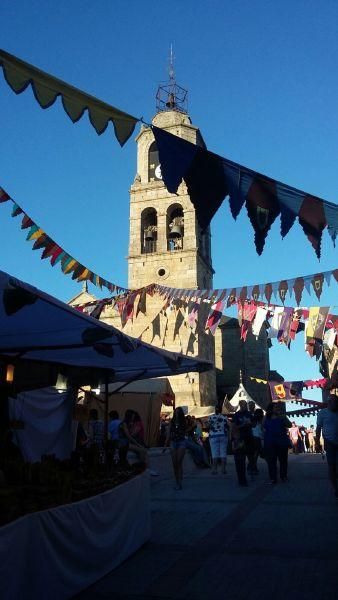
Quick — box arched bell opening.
[167,203,184,251]
[141,207,157,254]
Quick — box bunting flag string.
[237,299,337,359]
[288,398,325,407]
[153,126,338,258]
[269,379,328,401]
[0,185,129,294]
[0,49,140,146]
[154,264,338,306]
[2,179,337,303]
[286,405,326,417]
[250,376,328,389]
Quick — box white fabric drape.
[0,472,150,600]
[8,387,74,462]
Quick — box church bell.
[165,93,176,109]
[168,224,183,239]
[144,228,155,242]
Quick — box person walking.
[208,406,228,474]
[306,425,315,453]
[264,402,291,484]
[164,407,187,490]
[316,394,338,499]
[289,422,301,453]
[252,408,264,474]
[231,400,254,485]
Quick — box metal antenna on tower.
[156,45,188,114]
[168,44,175,82]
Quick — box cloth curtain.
[8,387,74,462]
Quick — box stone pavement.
[77,451,338,600]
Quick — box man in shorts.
[208,406,228,474]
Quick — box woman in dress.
[164,407,187,490]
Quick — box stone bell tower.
[124,66,217,408]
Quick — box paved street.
[77,451,338,600]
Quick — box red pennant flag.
[298,195,327,258]
[293,278,304,306]
[265,283,272,303]
[21,214,34,229]
[0,188,10,202]
[50,247,64,265]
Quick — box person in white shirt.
[208,406,228,475]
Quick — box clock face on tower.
[148,141,162,181]
[154,164,162,180]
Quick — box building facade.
[101,107,217,408]
[69,85,271,411]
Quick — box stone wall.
[215,316,270,409]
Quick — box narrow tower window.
[141,207,158,254]
[148,141,162,182]
[167,204,184,251]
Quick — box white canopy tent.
[0,269,213,386]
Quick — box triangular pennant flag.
[21,214,34,229]
[51,249,65,266]
[278,184,305,238]
[152,125,199,194]
[225,164,253,219]
[287,279,295,298]
[265,283,272,303]
[323,201,338,247]
[311,273,324,300]
[304,277,312,295]
[0,187,10,203]
[278,280,288,304]
[11,203,23,217]
[293,278,304,305]
[324,271,331,287]
[298,195,327,259]
[245,177,280,255]
[271,281,279,301]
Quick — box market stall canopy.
[0,270,213,385]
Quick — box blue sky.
[0,1,337,412]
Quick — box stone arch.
[141,207,157,254]
[166,203,184,251]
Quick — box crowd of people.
[78,394,338,500]
[159,395,338,499]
